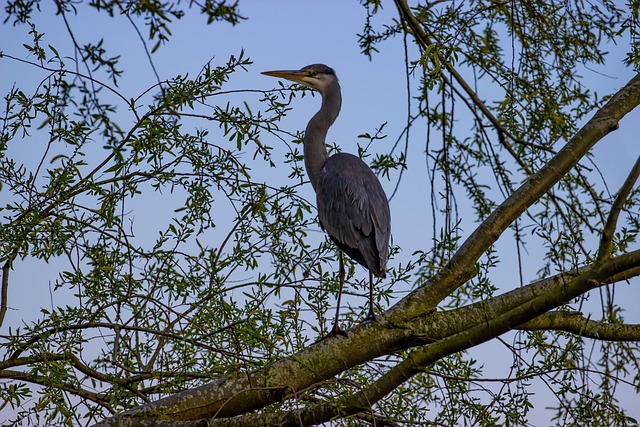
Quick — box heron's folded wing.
[316,153,390,276]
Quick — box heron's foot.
[361,310,377,324]
[315,324,348,343]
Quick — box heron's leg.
[327,251,347,337]
[314,252,348,343]
[362,270,377,323]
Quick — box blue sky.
[2,0,639,423]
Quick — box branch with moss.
[517,311,640,341]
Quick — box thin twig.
[597,154,640,261]
[0,259,10,328]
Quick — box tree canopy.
[1,1,640,426]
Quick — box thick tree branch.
[190,250,640,427]
[409,248,640,368]
[415,251,640,349]
[302,249,640,427]
[517,311,640,341]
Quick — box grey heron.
[262,64,391,337]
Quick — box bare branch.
[0,259,9,328]
[597,154,640,261]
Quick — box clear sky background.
[2,0,639,424]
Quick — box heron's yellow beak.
[261,69,310,85]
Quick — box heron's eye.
[307,70,317,77]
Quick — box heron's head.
[262,64,338,94]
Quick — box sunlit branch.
[517,311,640,341]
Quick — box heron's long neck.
[304,84,342,191]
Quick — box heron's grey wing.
[316,153,391,277]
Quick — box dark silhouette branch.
[0,259,10,328]
[7,321,239,362]
[393,0,526,149]
[597,154,640,261]
[394,0,608,260]
[0,245,19,329]
[0,357,112,410]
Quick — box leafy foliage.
[1,1,640,426]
